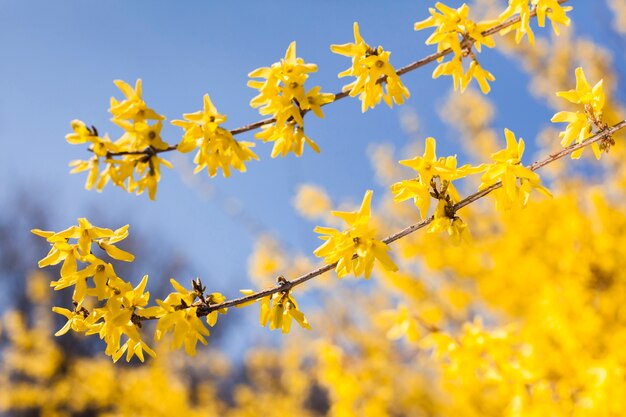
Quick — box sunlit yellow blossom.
[465,60,495,94]
[205,292,227,327]
[248,42,333,157]
[414,3,497,93]
[427,198,471,244]
[32,218,133,265]
[551,67,606,159]
[331,22,409,111]
[68,79,172,199]
[314,190,397,278]
[109,79,164,122]
[240,284,311,334]
[69,156,100,190]
[256,121,319,158]
[66,121,119,157]
[32,219,134,303]
[499,0,572,45]
[479,129,551,209]
[391,137,482,218]
[84,276,156,363]
[128,154,173,200]
[172,94,258,177]
[52,305,90,336]
[154,279,211,356]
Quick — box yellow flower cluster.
[389,128,553,241]
[390,137,480,243]
[32,218,156,362]
[173,94,258,177]
[479,129,552,210]
[249,41,334,157]
[152,279,227,356]
[331,22,410,112]
[68,80,172,200]
[414,1,572,94]
[314,190,398,278]
[415,3,497,94]
[391,137,480,218]
[500,0,572,45]
[552,67,607,159]
[240,277,311,334]
[33,219,227,361]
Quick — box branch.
[103,0,569,157]
[193,120,624,316]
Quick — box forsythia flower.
[153,279,226,356]
[66,121,119,156]
[551,67,606,159]
[87,276,157,363]
[414,3,497,93]
[51,275,157,363]
[249,41,334,157]
[499,0,572,45]
[427,198,472,244]
[240,280,311,334]
[331,22,409,112]
[255,121,320,158]
[479,129,551,210]
[33,219,133,303]
[109,79,164,122]
[52,305,91,336]
[67,79,172,200]
[391,137,482,218]
[32,219,133,268]
[314,190,397,278]
[172,94,258,177]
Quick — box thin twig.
[191,120,624,316]
[102,0,569,157]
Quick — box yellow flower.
[533,0,572,35]
[479,129,551,210]
[331,22,409,112]
[52,305,91,336]
[240,282,311,334]
[32,218,133,264]
[426,198,472,244]
[127,154,173,200]
[109,79,164,122]
[314,190,397,278]
[256,122,319,158]
[249,41,333,157]
[415,3,497,93]
[154,279,211,356]
[205,292,228,327]
[465,60,495,94]
[78,276,157,363]
[172,94,258,177]
[391,137,482,218]
[499,0,572,45]
[551,67,606,160]
[66,121,119,157]
[69,156,100,190]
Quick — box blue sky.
[0,1,619,316]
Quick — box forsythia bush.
[3,0,626,415]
